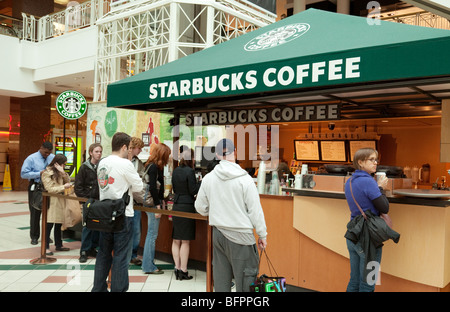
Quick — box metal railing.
[21,0,111,42]
[0,14,23,39]
[383,11,450,30]
[21,0,274,42]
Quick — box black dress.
[171,165,200,240]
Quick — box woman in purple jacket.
[344,148,389,292]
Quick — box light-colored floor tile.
[0,191,209,293]
[0,270,30,284]
[2,282,40,292]
[30,283,65,292]
[17,270,56,283]
[128,283,145,292]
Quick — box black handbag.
[83,189,129,233]
[250,249,286,292]
[30,182,45,211]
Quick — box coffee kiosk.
[105,9,450,291]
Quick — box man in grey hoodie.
[195,138,267,292]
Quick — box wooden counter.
[259,192,450,292]
[143,190,450,291]
[141,212,209,262]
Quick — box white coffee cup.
[375,172,386,182]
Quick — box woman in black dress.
[171,147,200,280]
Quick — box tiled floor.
[0,191,207,292]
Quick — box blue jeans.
[141,212,160,273]
[80,226,99,253]
[346,239,382,292]
[131,210,141,260]
[92,217,133,292]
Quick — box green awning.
[107,8,450,111]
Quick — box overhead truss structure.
[94,0,276,102]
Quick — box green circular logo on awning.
[56,90,87,120]
[245,23,310,52]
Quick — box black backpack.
[83,189,129,232]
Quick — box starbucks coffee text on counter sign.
[185,104,340,126]
[148,57,361,100]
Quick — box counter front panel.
[291,191,450,289]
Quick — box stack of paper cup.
[301,164,308,175]
[257,161,266,194]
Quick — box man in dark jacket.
[75,143,102,263]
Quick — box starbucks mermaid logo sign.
[56,90,87,120]
[244,23,310,52]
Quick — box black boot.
[79,251,88,263]
[179,270,193,281]
[174,268,180,280]
[87,248,98,258]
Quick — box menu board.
[349,141,377,161]
[294,140,320,161]
[320,141,347,162]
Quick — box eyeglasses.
[366,158,379,163]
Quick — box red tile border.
[0,211,29,218]
[42,276,74,283]
[0,241,81,259]
[129,276,148,283]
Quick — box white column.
[206,5,214,48]
[293,0,306,14]
[337,0,350,14]
[169,1,179,62]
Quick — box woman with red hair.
[142,143,171,274]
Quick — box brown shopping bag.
[62,193,82,231]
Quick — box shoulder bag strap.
[122,188,130,205]
[349,177,367,220]
[142,163,155,183]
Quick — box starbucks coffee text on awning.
[149,57,361,101]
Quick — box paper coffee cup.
[375,172,386,181]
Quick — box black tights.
[46,223,62,249]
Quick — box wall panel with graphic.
[86,103,173,161]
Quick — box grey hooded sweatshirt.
[195,160,267,245]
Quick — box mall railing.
[0,14,23,39]
[20,0,275,42]
[383,10,450,30]
[21,0,111,42]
